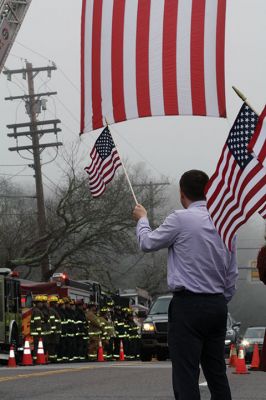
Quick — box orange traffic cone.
[249,343,260,370]
[7,345,17,368]
[97,340,104,362]
[21,339,33,366]
[229,344,238,368]
[36,338,46,365]
[119,339,125,361]
[233,346,249,374]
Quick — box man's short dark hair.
[179,170,209,201]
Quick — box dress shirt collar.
[187,200,207,209]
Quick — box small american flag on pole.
[84,126,122,197]
[205,104,266,250]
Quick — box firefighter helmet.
[48,295,58,303]
[63,297,70,304]
[34,295,43,302]
[58,299,64,305]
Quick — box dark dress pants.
[168,292,232,400]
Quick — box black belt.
[173,289,223,297]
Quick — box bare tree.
[3,164,168,283]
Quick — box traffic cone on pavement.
[233,346,249,374]
[97,340,104,362]
[36,338,46,365]
[21,339,33,366]
[249,343,260,370]
[119,340,125,361]
[229,344,238,368]
[7,345,17,368]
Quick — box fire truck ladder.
[0,0,31,74]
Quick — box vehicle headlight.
[241,339,250,347]
[142,322,155,332]
[225,340,231,345]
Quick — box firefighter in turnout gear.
[100,307,116,360]
[86,303,102,361]
[122,307,130,359]
[64,298,75,362]
[70,300,79,361]
[75,300,88,361]
[30,295,45,361]
[57,298,68,362]
[113,305,126,359]
[47,295,62,362]
[40,296,52,355]
[127,309,140,360]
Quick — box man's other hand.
[133,204,148,221]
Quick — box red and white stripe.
[85,147,121,197]
[248,106,266,169]
[206,147,266,250]
[258,203,266,219]
[81,0,227,133]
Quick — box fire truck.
[118,287,152,314]
[0,268,22,361]
[0,0,32,74]
[0,269,101,361]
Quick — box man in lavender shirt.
[133,170,238,400]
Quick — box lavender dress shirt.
[136,201,238,302]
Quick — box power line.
[42,173,58,189]
[0,173,32,177]
[0,164,29,167]
[15,41,80,92]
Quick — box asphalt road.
[0,361,265,399]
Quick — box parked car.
[239,326,266,362]
[140,295,171,361]
[140,294,240,361]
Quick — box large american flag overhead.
[80,0,227,133]
[205,104,266,251]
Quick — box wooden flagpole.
[232,86,260,116]
[105,119,138,205]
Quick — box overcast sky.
[0,0,265,256]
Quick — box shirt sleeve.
[224,236,238,302]
[136,213,179,252]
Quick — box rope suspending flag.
[81,0,227,134]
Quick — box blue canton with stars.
[95,127,115,160]
[226,104,258,169]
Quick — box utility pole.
[4,62,62,281]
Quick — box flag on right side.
[248,105,266,220]
[205,103,266,250]
[248,105,266,168]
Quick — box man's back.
[137,201,238,301]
